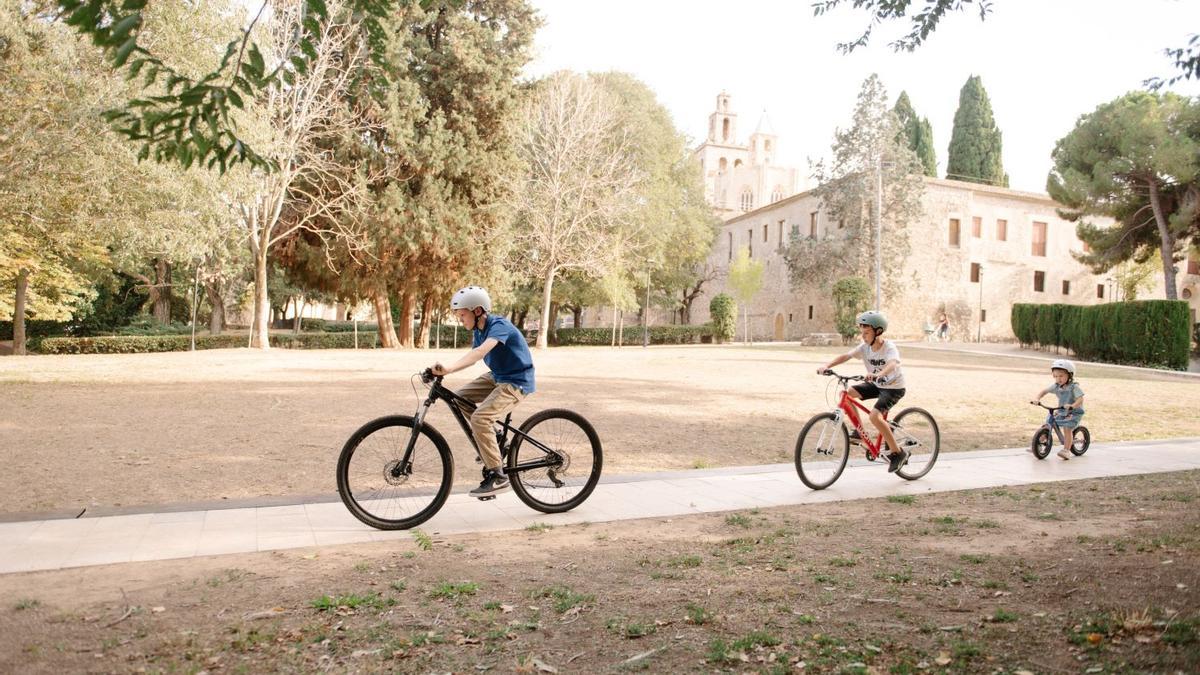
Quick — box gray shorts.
[852,383,906,412]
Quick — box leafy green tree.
[946,75,1007,186]
[893,91,937,177]
[727,247,764,344]
[708,293,736,343]
[784,74,924,304]
[832,276,871,343]
[1048,91,1200,301]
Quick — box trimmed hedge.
[1011,300,1190,370]
[551,324,713,346]
[38,332,380,354]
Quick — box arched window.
[764,140,772,153]
[739,189,754,212]
[770,186,783,203]
[718,157,728,172]
[734,159,743,169]
[722,119,730,142]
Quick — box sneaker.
[470,469,509,497]
[1056,447,1072,461]
[886,450,910,473]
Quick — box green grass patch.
[725,513,752,528]
[991,608,1018,623]
[525,522,554,533]
[14,599,40,611]
[429,581,479,600]
[959,553,988,564]
[532,585,593,613]
[412,529,433,551]
[685,603,713,625]
[887,494,916,505]
[310,592,386,612]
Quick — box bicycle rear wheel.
[893,407,940,480]
[794,413,850,490]
[508,409,602,513]
[337,415,454,530]
[1031,428,1052,459]
[1070,426,1090,456]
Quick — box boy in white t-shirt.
[816,311,909,472]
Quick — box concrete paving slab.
[1,438,1198,575]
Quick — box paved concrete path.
[3,438,1199,575]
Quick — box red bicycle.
[794,370,941,490]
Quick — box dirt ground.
[1,344,1198,514]
[1,470,1197,673]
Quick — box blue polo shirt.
[475,315,535,394]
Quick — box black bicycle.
[337,369,603,530]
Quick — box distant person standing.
[936,312,950,342]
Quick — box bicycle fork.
[394,397,436,478]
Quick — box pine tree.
[946,75,1007,186]
[892,91,937,177]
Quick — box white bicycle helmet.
[450,285,492,313]
[1050,359,1075,375]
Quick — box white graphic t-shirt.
[847,340,905,389]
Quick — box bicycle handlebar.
[821,369,864,383]
[420,368,442,385]
[1031,401,1067,412]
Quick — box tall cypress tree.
[946,75,1007,186]
[893,91,937,177]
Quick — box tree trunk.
[373,291,399,348]
[572,306,582,328]
[13,268,28,356]
[206,279,225,335]
[417,296,434,349]
[252,249,270,349]
[1147,179,1179,300]
[516,310,527,330]
[292,295,305,335]
[152,258,172,324]
[398,291,415,348]
[536,269,556,349]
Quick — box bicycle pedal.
[476,495,496,501]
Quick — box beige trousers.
[454,373,527,471]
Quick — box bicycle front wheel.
[508,409,603,513]
[794,413,849,490]
[337,415,454,530]
[1031,427,1052,459]
[892,407,940,480]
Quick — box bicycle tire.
[893,407,940,480]
[794,412,850,490]
[337,415,454,530]
[1031,427,1052,459]
[1070,426,1090,456]
[507,409,603,513]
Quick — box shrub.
[832,277,871,342]
[1010,300,1190,369]
[552,325,712,346]
[319,320,380,333]
[709,294,736,343]
[38,332,380,354]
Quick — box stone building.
[692,92,806,219]
[690,176,1187,342]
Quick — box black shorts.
[852,383,906,412]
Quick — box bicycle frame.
[399,374,565,479]
[835,387,889,461]
[1037,404,1072,445]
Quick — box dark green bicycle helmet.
[856,310,888,332]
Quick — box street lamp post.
[977,264,985,343]
[642,265,651,348]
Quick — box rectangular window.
[1032,221,1047,257]
[972,216,982,238]
[788,313,793,322]
[838,219,844,229]
[727,231,733,261]
[1188,257,1200,275]
[996,219,1008,241]
[1062,280,1071,295]
[748,229,753,257]
[949,218,961,247]
[970,263,981,283]
[778,220,785,246]
[1097,284,1105,299]
[810,211,818,237]
[1034,271,1045,292]
[762,224,768,242]
[808,305,814,320]
[981,309,987,322]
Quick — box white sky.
[524,0,1200,193]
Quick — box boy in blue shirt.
[431,286,535,497]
